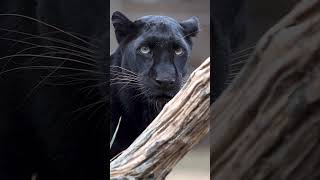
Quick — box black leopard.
[110,11,199,157]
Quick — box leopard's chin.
[148,95,172,112]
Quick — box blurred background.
[110,0,210,67]
[110,0,299,179]
[110,0,210,179]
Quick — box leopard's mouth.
[147,90,176,107]
[148,95,172,112]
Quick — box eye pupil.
[140,46,150,54]
[175,48,183,55]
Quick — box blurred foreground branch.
[110,58,210,179]
[211,0,320,179]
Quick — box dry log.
[211,0,320,179]
[110,57,210,179]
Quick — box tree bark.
[110,58,210,179]
[211,0,320,179]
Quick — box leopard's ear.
[112,11,135,43]
[180,16,200,37]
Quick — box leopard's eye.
[139,46,151,54]
[174,47,184,56]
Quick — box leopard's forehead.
[137,15,179,24]
[136,15,182,30]
[134,15,183,38]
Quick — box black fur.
[0,0,108,179]
[110,12,199,157]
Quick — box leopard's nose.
[154,77,176,87]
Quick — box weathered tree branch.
[211,0,320,179]
[110,58,210,179]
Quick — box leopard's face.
[111,12,199,108]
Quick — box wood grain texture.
[110,58,210,180]
[211,0,320,179]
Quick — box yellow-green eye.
[175,47,183,56]
[139,46,150,54]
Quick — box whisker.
[0,66,105,76]
[110,65,138,76]
[18,61,66,107]
[0,37,96,60]
[43,72,100,81]
[27,51,97,65]
[230,60,248,66]
[43,80,89,86]
[131,86,149,101]
[110,82,140,86]
[110,79,141,87]
[87,102,105,121]
[110,74,139,81]
[231,45,256,57]
[111,76,137,82]
[110,68,136,74]
[228,72,240,76]
[0,28,97,54]
[230,67,244,73]
[227,75,239,80]
[110,71,139,79]
[41,72,98,79]
[0,14,97,48]
[131,91,145,100]
[61,78,100,81]
[110,79,139,84]
[82,88,96,98]
[16,44,95,59]
[0,19,23,38]
[179,27,203,40]
[118,84,132,95]
[43,75,102,86]
[110,81,139,86]
[110,70,136,77]
[68,99,105,126]
[80,81,108,91]
[34,36,96,54]
[30,30,103,44]
[232,54,252,62]
[72,99,105,114]
[110,72,138,79]
[117,81,142,94]
[0,54,96,68]
[231,51,253,59]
